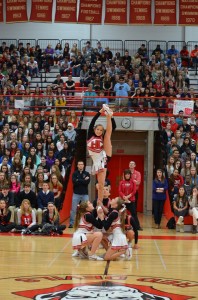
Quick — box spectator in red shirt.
[170,116,179,133]
[190,45,198,67]
[161,115,170,129]
[119,169,142,230]
[180,45,190,67]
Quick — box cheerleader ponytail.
[73,201,89,231]
[115,197,126,233]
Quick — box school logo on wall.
[13,281,192,300]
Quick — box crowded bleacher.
[0,38,198,234]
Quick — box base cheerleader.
[98,197,130,261]
[72,200,104,261]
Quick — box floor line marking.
[2,233,198,240]
[135,250,139,269]
[104,260,110,276]
[154,240,167,271]
[48,240,71,268]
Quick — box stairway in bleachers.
[188,69,198,92]
[29,65,85,109]
[29,66,61,89]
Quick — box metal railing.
[18,39,37,47]
[100,39,123,56]
[80,39,99,51]
[0,39,17,47]
[1,39,198,57]
[124,40,147,56]
[1,94,197,114]
[148,40,167,57]
[61,39,80,50]
[37,39,61,51]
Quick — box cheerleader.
[98,197,130,261]
[72,200,104,261]
[93,186,111,250]
[87,104,116,203]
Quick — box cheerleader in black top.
[98,197,129,261]
[93,186,112,250]
[87,104,116,204]
[72,200,104,261]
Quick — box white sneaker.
[89,254,104,261]
[72,250,79,257]
[177,216,184,225]
[120,254,125,258]
[125,247,132,260]
[103,104,113,116]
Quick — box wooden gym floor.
[1,214,198,300]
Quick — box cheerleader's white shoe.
[103,104,113,116]
[125,247,132,260]
[72,250,79,257]
[89,254,104,261]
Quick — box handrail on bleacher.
[1,94,198,114]
[1,39,198,56]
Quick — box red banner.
[30,0,53,22]
[105,0,127,24]
[78,0,102,24]
[179,0,198,25]
[129,0,151,24]
[0,0,3,22]
[6,0,27,23]
[154,0,176,25]
[55,0,77,23]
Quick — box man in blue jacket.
[37,182,54,224]
[69,161,90,228]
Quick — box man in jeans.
[69,161,90,228]
[129,161,143,231]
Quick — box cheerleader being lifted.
[87,104,116,204]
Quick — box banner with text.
[6,0,28,23]
[105,0,127,24]
[78,0,102,24]
[55,0,77,23]
[173,100,194,116]
[179,0,198,25]
[0,0,3,22]
[154,0,176,25]
[30,0,53,22]
[130,0,152,24]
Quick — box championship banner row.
[0,0,198,26]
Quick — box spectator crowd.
[152,111,198,233]
[0,40,198,112]
[1,39,198,235]
[0,107,78,234]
